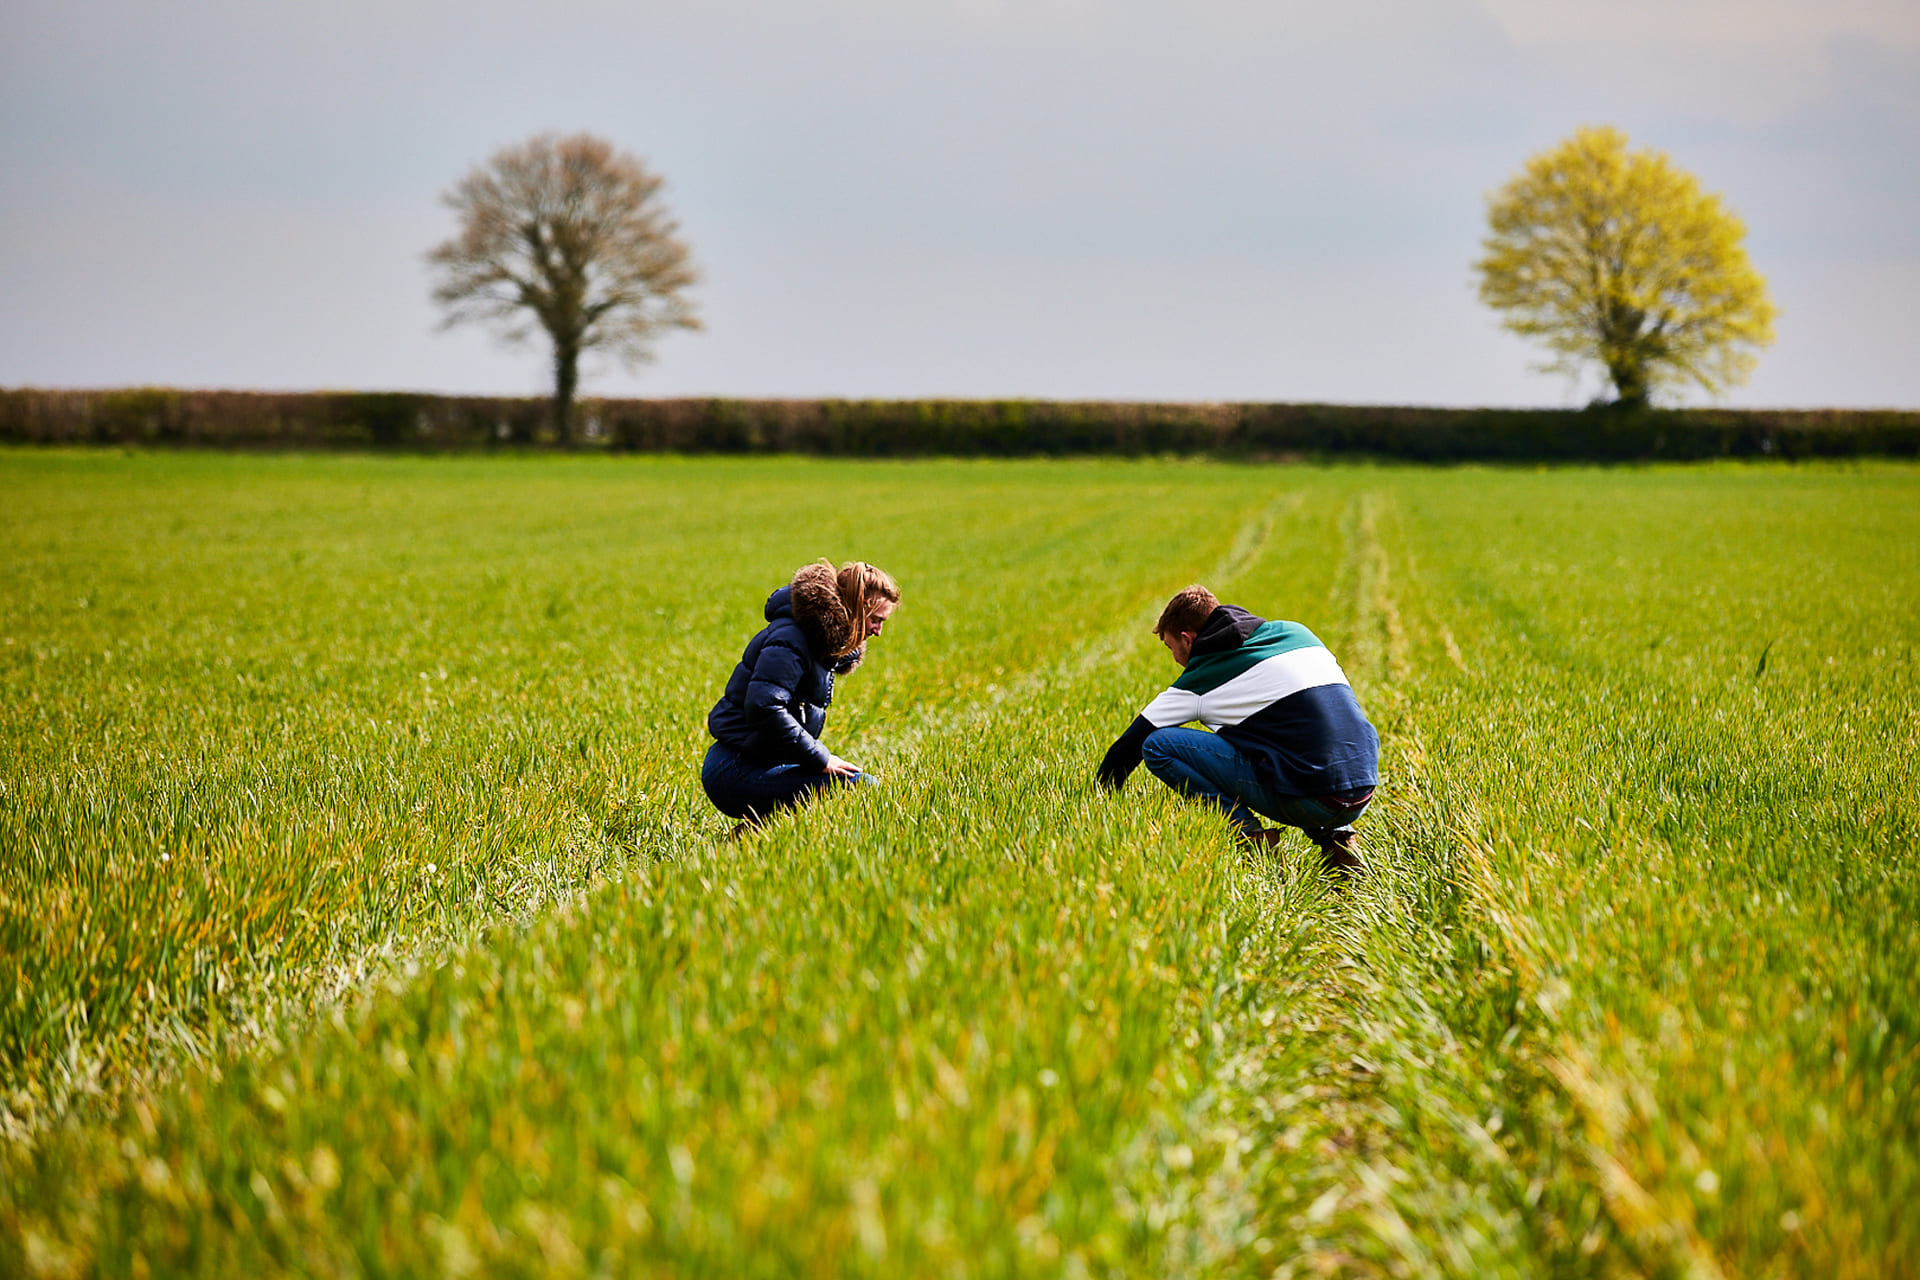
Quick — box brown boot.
[1315,828,1363,878]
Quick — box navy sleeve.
[743,640,831,769]
[1097,714,1156,790]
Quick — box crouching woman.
[701,559,900,824]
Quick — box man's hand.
[825,754,862,778]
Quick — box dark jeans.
[700,741,871,822]
[1140,727,1372,838]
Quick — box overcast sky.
[3,0,1916,408]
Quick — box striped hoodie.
[1097,605,1379,798]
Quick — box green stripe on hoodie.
[1172,619,1326,694]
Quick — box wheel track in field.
[1164,485,1502,1275]
[1283,488,1523,1274]
[838,486,1369,1273]
[1331,489,1411,687]
[1278,490,1729,1279]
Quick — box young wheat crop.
[1,451,1914,1276]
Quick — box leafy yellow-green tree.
[428,133,701,444]
[1476,126,1776,407]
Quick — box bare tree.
[428,132,700,443]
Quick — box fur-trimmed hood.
[711,576,848,769]
[769,562,855,660]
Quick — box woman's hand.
[824,754,862,778]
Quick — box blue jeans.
[701,742,872,822]
[1140,728,1371,838]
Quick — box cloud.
[1478,0,1918,49]
[1475,0,1920,123]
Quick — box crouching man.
[1097,585,1379,874]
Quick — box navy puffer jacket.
[707,569,859,768]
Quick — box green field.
[2,450,1915,1277]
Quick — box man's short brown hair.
[1155,585,1219,637]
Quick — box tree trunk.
[552,341,579,445]
[1608,356,1650,410]
[1603,306,1653,409]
